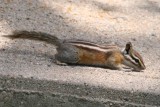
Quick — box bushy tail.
[4,30,60,46]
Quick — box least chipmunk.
[3,30,146,71]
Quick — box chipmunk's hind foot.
[54,60,68,66]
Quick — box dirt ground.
[0,0,160,106]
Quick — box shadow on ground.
[139,0,160,13]
[0,75,160,106]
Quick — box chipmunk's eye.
[134,58,140,64]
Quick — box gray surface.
[0,75,159,106]
[0,0,160,106]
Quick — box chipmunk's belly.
[77,48,106,66]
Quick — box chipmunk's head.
[124,42,146,70]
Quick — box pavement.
[0,0,160,106]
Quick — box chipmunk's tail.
[3,30,61,46]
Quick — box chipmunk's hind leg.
[55,44,79,64]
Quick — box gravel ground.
[0,0,160,106]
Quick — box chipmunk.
[3,30,146,71]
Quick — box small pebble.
[47,64,51,67]
[131,38,136,41]
[151,33,156,37]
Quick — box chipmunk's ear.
[125,42,132,54]
[121,42,131,55]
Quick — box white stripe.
[71,43,116,52]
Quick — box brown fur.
[76,45,124,69]
[76,46,106,66]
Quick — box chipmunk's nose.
[141,65,146,70]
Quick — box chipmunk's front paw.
[132,69,143,72]
[55,60,68,66]
[124,69,143,72]
[122,66,132,72]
